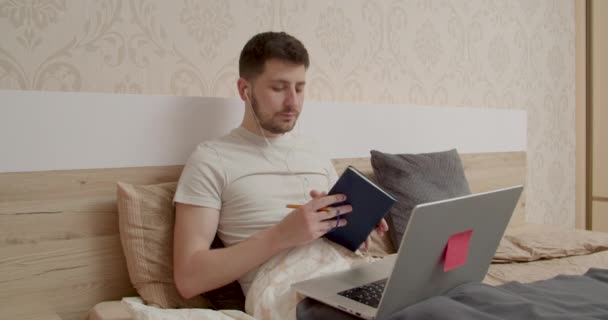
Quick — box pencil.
[286,204,330,212]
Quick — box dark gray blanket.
[297,268,608,320]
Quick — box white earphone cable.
[245,88,315,203]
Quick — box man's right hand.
[271,193,352,250]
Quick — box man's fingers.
[381,218,388,230]
[312,194,346,211]
[363,238,370,252]
[375,218,389,233]
[309,190,329,199]
[321,217,347,232]
[319,205,352,220]
[309,190,321,198]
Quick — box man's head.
[238,32,309,137]
[239,31,309,80]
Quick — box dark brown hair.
[239,31,309,79]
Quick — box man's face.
[247,59,306,134]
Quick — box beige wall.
[0,0,576,227]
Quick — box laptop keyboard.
[337,278,387,308]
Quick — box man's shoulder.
[188,129,248,160]
[193,129,242,149]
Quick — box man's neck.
[241,121,284,138]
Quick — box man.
[173,31,387,300]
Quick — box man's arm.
[173,203,284,298]
[173,193,352,299]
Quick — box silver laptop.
[292,185,523,319]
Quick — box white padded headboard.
[0,90,526,173]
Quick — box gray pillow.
[370,149,471,249]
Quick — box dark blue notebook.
[324,166,397,251]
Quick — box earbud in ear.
[244,88,251,102]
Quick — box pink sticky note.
[443,229,473,272]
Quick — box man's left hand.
[362,218,388,252]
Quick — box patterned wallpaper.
[0,0,576,227]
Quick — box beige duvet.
[485,223,608,285]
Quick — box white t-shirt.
[174,126,339,293]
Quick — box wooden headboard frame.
[0,90,527,319]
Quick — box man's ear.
[237,77,250,101]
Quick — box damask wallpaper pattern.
[0,0,575,227]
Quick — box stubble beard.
[250,93,299,134]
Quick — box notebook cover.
[324,166,397,251]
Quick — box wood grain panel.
[0,236,135,320]
[0,293,61,320]
[332,158,377,179]
[462,152,526,225]
[592,201,608,233]
[0,166,183,214]
[0,211,118,247]
[592,0,608,198]
[0,167,178,319]
[0,236,123,283]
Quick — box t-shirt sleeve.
[173,143,225,209]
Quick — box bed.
[1,90,607,320]
[89,153,608,320]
